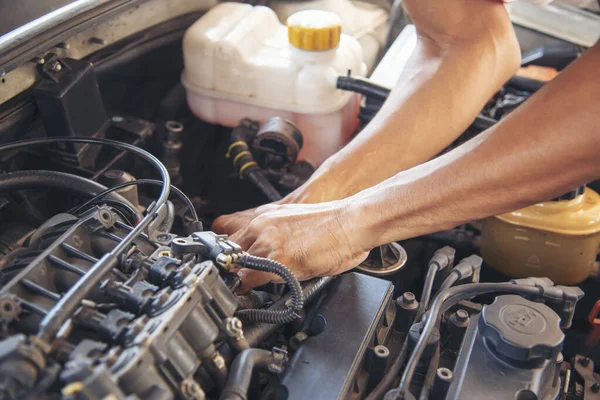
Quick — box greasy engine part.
[252,118,303,170]
[33,55,109,168]
[227,119,282,202]
[0,204,260,400]
[161,120,185,186]
[278,273,395,400]
[357,242,408,276]
[446,295,565,400]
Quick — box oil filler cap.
[287,10,342,51]
[479,295,564,362]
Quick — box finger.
[236,269,282,293]
[212,214,243,235]
[213,206,260,235]
[229,226,256,251]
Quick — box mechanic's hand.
[224,201,370,292]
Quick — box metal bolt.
[112,116,124,123]
[211,353,226,370]
[289,332,308,350]
[50,61,62,72]
[401,292,416,305]
[455,309,469,323]
[592,383,600,393]
[225,317,244,341]
[156,234,171,242]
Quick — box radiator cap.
[479,295,564,362]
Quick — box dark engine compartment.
[0,8,600,400]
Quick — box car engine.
[0,1,599,399]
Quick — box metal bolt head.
[289,331,308,350]
[455,309,469,323]
[211,353,226,370]
[592,383,600,393]
[579,357,591,368]
[401,292,416,305]
[225,318,244,340]
[50,61,62,72]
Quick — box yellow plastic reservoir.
[481,188,600,284]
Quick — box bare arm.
[351,41,600,248]
[285,0,521,203]
[227,41,600,290]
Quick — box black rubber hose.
[228,120,282,202]
[72,179,199,222]
[414,262,439,322]
[336,76,391,101]
[437,270,460,294]
[244,276,334,347]
[235,255,303,324]
[245,169,282,202]
[396,283,542,397]
[220,349,278,400]
[0,170,142,221]
[0,137,171,343]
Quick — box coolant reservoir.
[182,3,366,166]
[481,188,600,284]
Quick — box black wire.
[0,137,170,343]
[437,270,460,294]
[73,179,199,222]
[365,261,439,400]
[414,262,439,322]
[79,199,139,226]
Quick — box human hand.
[223,201,370,292]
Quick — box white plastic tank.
[269,0,389,72]
[182,3,367,166]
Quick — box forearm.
[349,43,600,249]
[286,2,520,203]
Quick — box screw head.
[401,292,416,305]
[455,309,469,323]
[592,382,600,393]
[50,61,62,72]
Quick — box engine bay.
[1,1,600,399]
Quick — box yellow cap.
[287,10,342,51]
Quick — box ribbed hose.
[244,276,334,347]
[235,254,303,324]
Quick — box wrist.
[339,195,377,253]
